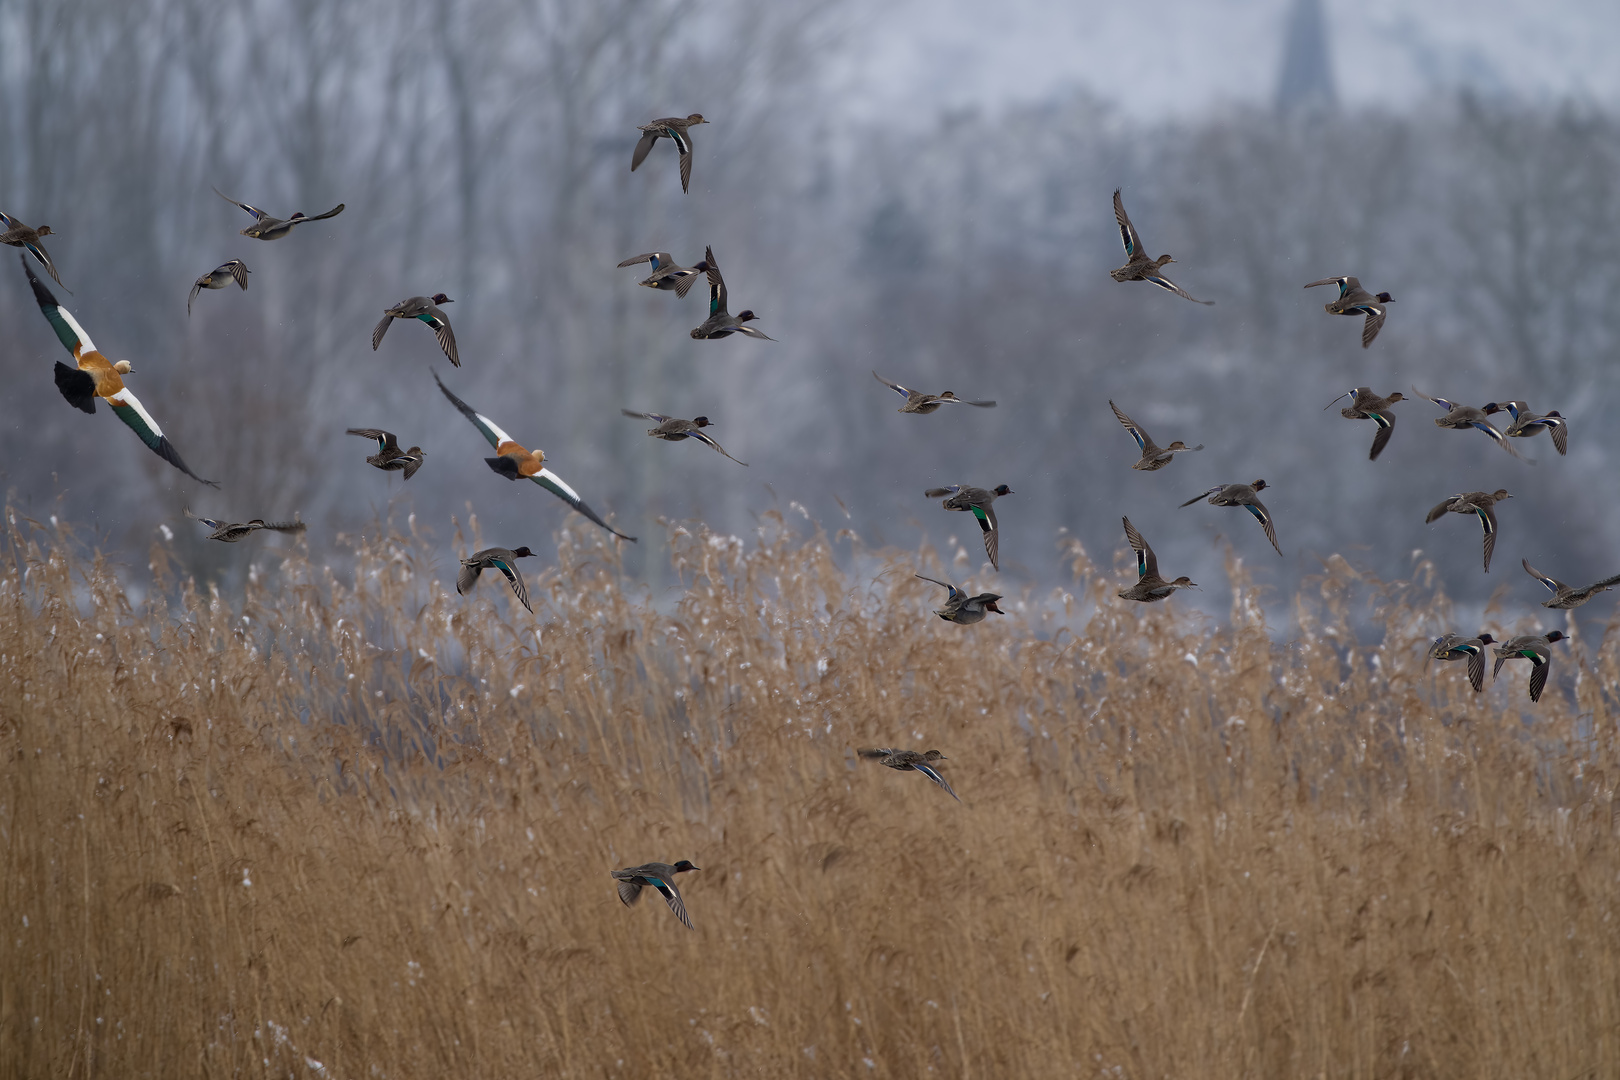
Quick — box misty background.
[3,0,1618,621]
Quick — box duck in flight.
[433,371,635,541]
[1,211,66,289]
[373,293,459,367]
[915,574,1005,625]
[857,747,959,801]
[1180,480,1281,556]
[1492,631,1567,703]
[629,114,708,193]
[346,428,426,479]
[213,186,345,240]
[1117,516,1197,602]
[185,509,305,543]
[1483,400,1568,456]
[21,258,214,486]
[1413,389,1527,461]
[690,246,772,340]
[873,371,996,413]
[1109,400,1203,471]
[925,484,1013,571]
[621,411,747,465]
[1425,489,1512,573]
[1109,190,1213,304]
[1305,276,1395,348]
[1323,387,1404,461]
[616,251,710,297]
[611,860,700,929]
[457,546,536,613]
[1520,558,1620,609]
[1426,633,1497,693]
[187,259,249,316]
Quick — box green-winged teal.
[1117,516,1197,602]
[857,747,959,801]
[690,246,772,340]
[1426,632,1497,693]
[434,371,635,541]
[1413,389,1528,461]
[373,293,459,367]
[22,258,215,486]
[213,186,344,240]
[915,574,1005,625]
[1305,276,1394,347]
[611,860,699,929]
[1323,387,1404,461]
[873,371,995,413]
[1109,400,1203,470]
[457,546,536,613]
[621,410,747,465]
[1425,490,1511,572]
[1109,190,1212,304]
[185,509,305,543]
[1179,479,1281,556]
[925,483,1013,570]
[630,113,708,193]
[1521,558,1620,609]
[1483,400,1567,456]
[0,211,65,288]
[187,259,249,316]
[1492,631,1567,703]
[617,251,710,298]
[347,428,426,480]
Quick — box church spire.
[1275,0,1337,112]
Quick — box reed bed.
[2,507,1618,1079]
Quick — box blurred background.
[3,0,1618,618]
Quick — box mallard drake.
[1305,276,1394,347]
[187,259,249,316]
[616,252,710,298]
[856,747,959,801]
[611,860,700,930]
[457,546,536,613]
[1179,479,1281,556]
[1521,558,1620,609]
[1109,190,1212,304]
[212,186,344,240]
[0,211,65,288]
[1412,389,1528,461]
[915,574,1004,625]
[1491,631,1567,703]
[1117,516,1197,602]
[373,293,458,367]
[925,483,1013,570]
[629,114,708,193]
[1425,489,1511,572]
[346,428,426,479]
[1323,387,1404,461]
[184,509,305,543]
[620,410,747,465]
[1483,400,1568,456]
[872,371,995,413]
[1425,632,1497,692]
[1109,400,1203,470]
[21,258,215,486]
[433,371,635,541]
[690,246,772,340]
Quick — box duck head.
[982,596,1006,614]
[671,860,701,873]
[1477,633,1496,645]
[1251,479,1269,491]
[693,416,714,428]
[113,360,134,374]
[1172,576,1197,588]
[992,484,1015,496]
[1482,402,1503,415]
[737,310,759,322]
[686,114,708,125]
[1490,489,1512,501]
[1154,254,1175,268]
[922,750,948,762]
[690,260,710,274]
[510,546,536,559]
[35,225,53,237]
[1384,392,1406,403]
[1545,631,1566,643]
[431,293,454,305]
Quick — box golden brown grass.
[3,508,1619,1079]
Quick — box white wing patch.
[56,303,97,357]
[538,468,581,502]
[476,412,515,446]
[109,387,165,436]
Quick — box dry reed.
[2,507,1618,1079]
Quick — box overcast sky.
[831,0,1620,124]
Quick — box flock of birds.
[3,110,1611,929]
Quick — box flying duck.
[373,293,459,367]
[872,371,996,413]
[0,211,65,289]
[915,573,1005,625]
[629,114,708,193]
[616,252,710,297]
[213,186,344,240]
[1305,276,1394,347]
[1179,480,1281,556]
[621,411,747,465]
[1109,190,1213,304]
[1117,516,1197,602]
[1425,490,1512,572]
[457,546,537,613]
[690,246,772,340]
[925,483,1014,571]
[187,259,249,316]
[1109,400,1204,470]
[184,509,305,543]
[611,860,700,929]
[346,428,426,480]
[857,747,959,801]
[1323,387,1404,461]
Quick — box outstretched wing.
[971,502,999,570]
[1122,516,1156,580]
[621,410,673,423]
[213,186,267,221]
[433,369,507,450]
[1246,500,1282,556]
[1360,306,1387,348]
[913,760,960,801]
[1109,400,1150,453]
[655,880,695,930]
[689,428,748,466]
[913,574,961,601]
[1527,654,1551,702]
[1520,558,1561,595]
[1112,189,1141,258]
[371,314,394,351]
[531,468,636,541]
[1367,411,1396,460]
[107,387,217,486]
[226,260,250,289]
[419,311,459,367]
[617,252,672,269]
[1145,269,1214,305]
[23,257,92,358]
[1476,505,1497,572]
[630,129,659,172]
[490,555,533,613]
[703,246,727,314]
[347,428,400,453]
[873,371,914,400]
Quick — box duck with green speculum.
[630,113,708,193]
[1179,479,1281,556]
[1109,190,1213,304]
[1520,558,1620,609]
[925,484,1014,570]
[690,245,772,340]
[857,748,959,801]
[346,428,426,479]
[1109,400,1203,471]
[1323,387,1405,461]
[616,251,710,297]
[1117,517,1197,603]
[1483,400,1568,456]
[1414,389,1528,461]
[1492,631,1567,703]
[915,574,1004,625]
[1426,632,1497,693]
[1305,276,1395,348]
[457,546,537,613]
[374,293,459,367]
[1425,489,1511,572]
[612,860,700,930]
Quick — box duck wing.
[1304,276,1350,293]
[1112,190,1142,258]
[630,129,659,172]
[1122,515,1156,579]
[347,428,401,453]
[489,553,533,613]
[1425,497,1458,524]
[1245,500,1281,556]
[301,203,345,222]
[24,257,92,358]
[972,502,999,570]
[1368,411,1396,460]
[1179,486,1221,508]
[213,186,267,221]
[421,309,459,367]
[689,428,748,466]
[1528,652,1551,702]
[912,760,960,801]
[1145,269,1214,305]
[1520,558,1562,596]
[1360,305,1387,348]
[654,879,694,930]
[1476,504,1498,572]
[873,371,915,400]
[108,387,218,486]
[617,252,672,269]
[371,313,395,351]
[531,468,636,541]
[1109,400,1152,454]
[1544,414,1569,456]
